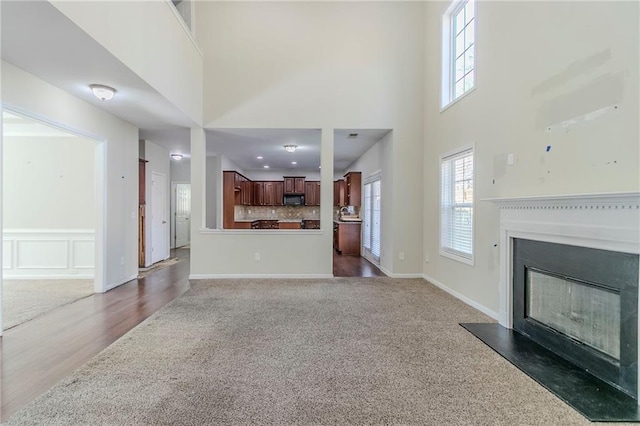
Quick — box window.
[440,147,474,264]
[441,0,475,108]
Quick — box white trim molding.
[485,192,640,329]
[2,229,95,279]
[423,273,499,320]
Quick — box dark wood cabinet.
[284,176,306,194]
[334,221,361,256]
[253,181,282,206]
[273,181,284,206]
[333,179,346,207]
[344,172,362,207]
[305,181,321,206]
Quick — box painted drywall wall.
[50,0,203,125]
[3,135,95,229]
[193,1,425,277]
[143,140,170,266]
[170,158,191,183]
[422,1,640,315]
[1,61,139,290]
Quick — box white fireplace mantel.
[485,191,640,328]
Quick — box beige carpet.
[6,278,616,425]
[2,278,94,330]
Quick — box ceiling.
[1,1,391,170]
[207,128,390,172]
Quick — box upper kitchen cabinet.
[305,181,321,206]
[253,181,283,206]
[334,179,346,207]
[344,172,362,207]
[284,176,305,194]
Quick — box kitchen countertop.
[334,219,362,224]
[235,219,304,223]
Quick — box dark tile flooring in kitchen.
[333,252,386,277]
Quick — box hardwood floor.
[1,248,383,421]
[333,252,386,277]
[0,248,191,422]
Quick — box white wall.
[143,140,170,265]
[193,2,425,278]
[170,158,191,183]
[3,136,95,229]
[50,0,203,125]
[422,1,640,315]
[1,61,139,291]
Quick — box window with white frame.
[440,147,474,264]
[441,0,475,108]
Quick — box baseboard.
[2,274,93,280]
[378,266,423,278]
[189,274,334,280]
[105,273,139,292]
[422,273,499,320]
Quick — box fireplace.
[462,192,640,421]
[513,238,638,398]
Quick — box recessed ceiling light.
[257,156,263,160]
[318,165,322,169]
[348,133,359,138]
[89,84,116,101]
[284,144,297,153]
[264,165,270,169]
[170,154,183,160]
[291,161,297,165]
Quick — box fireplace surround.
[463,192,640,421]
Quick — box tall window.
[441,0,475,108]
[440,147,474,264]
[363,176,381,263]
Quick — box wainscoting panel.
[2,229,95,279]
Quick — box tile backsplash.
[235,205,321,221]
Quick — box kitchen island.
[333,220,362,255]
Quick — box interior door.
[151,172,167,264]
[175,183,191,248]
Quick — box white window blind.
[440,148,474,263]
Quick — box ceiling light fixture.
[291,161,297,165]
[171,154,183,160]
[257,156,263,160]
[264,165,270,169]
[284,144,297,153]
[89,84,117,101]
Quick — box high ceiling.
[1,1,391,170]
[207,128,390,172]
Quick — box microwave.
[284,194,305,206]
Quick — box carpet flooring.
[2,279,93,330]
[6,278,617,425]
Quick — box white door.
[363,177,381,263]
[151,172,167,264]
[175,183,191,248]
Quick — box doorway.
[151,171,168,264]
[1,109,104,331]
[173,183,191,248]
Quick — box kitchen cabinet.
[254,181,282,206]
[279,222,301,230]
[333,179,346,207]
[344,172,362,207]
[334,221,361,256]
[305,181,321,206]
[251,220,279,229]
[234,222,252,229]
[302,219,320,230]
[284,176,305,194]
